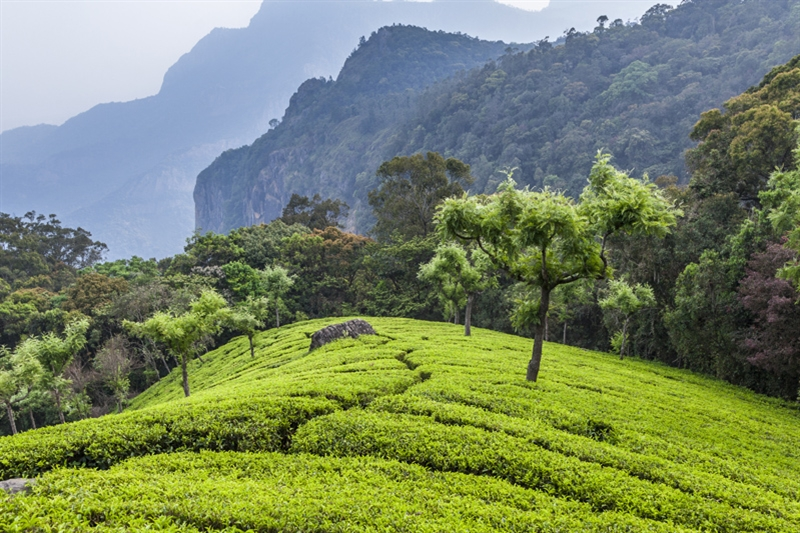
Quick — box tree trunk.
[464,293,474,336]
[563,321,567,345]
[276,304,280,328]
[545,315,549,341]
[249,335,255,358]
[527,287,551,382]
[4,401,17,435]
[454,307,459,325]
[53,388,66,424]
[28,409,36,430]
[620,318,629,360]
[181,355,190,397]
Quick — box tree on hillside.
[437,154,679,381]
[369,152,473,241]
[63,272,129,315]
[548,280,593,345]
[0,343,43,435]
[94,335,135,413]
[280,193,349,230]
[280,227,371,318]
[262,266,293,328]
[30,318,90,424]
[687,56,800,205]
[125,290,230,397]
[599,280,656,359]
[418,243,495,336]
[226,297,270,358]
[759,126,800,289]
[738,243,800,400]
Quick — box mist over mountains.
[1,0,649,260]
[196,0,800,236]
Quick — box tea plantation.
[2,317,800,532]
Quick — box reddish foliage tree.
[738,243,800,400]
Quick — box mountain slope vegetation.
[2,0,583,259]
[194,25,515,233]
[3,317,800,532]
[196,0,800,235]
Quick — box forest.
[195,0,800,236]
[1,47,798,437]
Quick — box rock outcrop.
[0,478,35,495]
[310,319,376,351]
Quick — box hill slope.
[197,0,800,235]
[2,317,800,531]
[1,0,638,259]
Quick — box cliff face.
[3,0,567,259]
[196,0,800,238]
[194,26,514,234]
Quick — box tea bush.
[2,317,799,531]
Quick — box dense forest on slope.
[1,0,567,260]
[4,318,800,531]
[195,25,517,233]
[1,51,798,436]
[196,0,800,235]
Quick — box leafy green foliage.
[418,243,495,333]
[280,193,349,230]
[687,55,800,204]
[369,152,473,241]
[599,280,655,358]
[3,318,800,531]
[760,126,800,287]
[124,291,230,397]
[437,155,678,380]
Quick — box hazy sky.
[0,0,651,133]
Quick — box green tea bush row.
[1,451,690,533]
[0,396,337,478]
[367,394,800,519]
[291,410,796,532]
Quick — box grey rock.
[310,319,376,351]
[0,478,35,495]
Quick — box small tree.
[226,297,270,358]
[437,153,679,381]
[261,266,293,328]
[0,343,43,435]
[550,280,593,345]
[418,243,495,335]
[599,280,655,359]
[33,318,90,423]
[125,290,230,397]
[95,335,134,413]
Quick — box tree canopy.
[437,154,679,381]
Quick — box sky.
[0,0,651,133]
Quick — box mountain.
[196,0,800,236]
[195,25,518,233]
[3,317,800,530]
[0,0,651,260]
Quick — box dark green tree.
[280,194,349,230]
[369,152,473,241]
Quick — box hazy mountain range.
[195,0,800,236]
[1,0,651,260]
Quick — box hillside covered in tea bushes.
[3,317,800,532]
